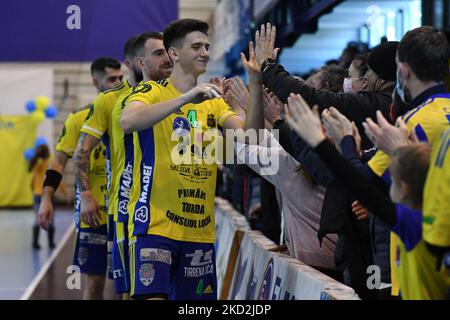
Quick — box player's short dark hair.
[163,19,209,51]
[90,57,121,76]
[134,32,164,57]
[398,26,450,82]
[124,34,140,59]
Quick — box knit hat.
[367,41,399,81]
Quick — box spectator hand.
[352,201,369,220]
[363,111,411,156]
[262,89,284,125]
[209,77,225,93]
[321,107,353,146]
[241,41,261,77]
[352,122,362,157]
[224,77,249,112]
[284,93,325,147]
[254,23,280,68]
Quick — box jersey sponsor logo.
[132,83,152,94]
[173,117,190,136]
[118,162,133,215]
[79,232,107,245]
[140,248,172,265]
[77,247,88,266]
[169,164,212,183]
[113,269,123,279]
[135,206,149,224]
[139,263,155,286]
[207,113,216,128]
[195,279,214,295]
[182,202,205,215]
[118,200,128,216]
[184,249,214,278]
[165,210,211,228]
[139,164,153,204]
[177,188,206,200]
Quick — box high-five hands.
[362,111,417,156]
[183,83,223,105]
[284,93,325,147]
[254,22,280,68]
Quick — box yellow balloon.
[35,96,50,111]
[31,110,45,123]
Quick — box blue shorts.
[129,234,217,300]
[112,220,130,294]
[107,215,114,280]
[73,224,108,276]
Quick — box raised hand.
[322,107,353,147]
[284,93,325,147]
[224,77,249,112]
[254,22,280,67]
[262,89,284,125]
[352,122,362,157]
[362,111,411,156]
[240,41,261,76]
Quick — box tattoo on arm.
[74,133,91,193]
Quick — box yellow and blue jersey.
[423,128,450,248]
[55,105,108,227]
[368,93,450,177]
[80,81,131,216]
[110,85,136,225]
[125,79,236,243]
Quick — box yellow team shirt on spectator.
[368,93,450,299]
[56,105,108,227]
[423,128,450,247]
[80,81,131,217]
[126,80,237,243]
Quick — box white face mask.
[343,77,363,93]
[343,77,353,93]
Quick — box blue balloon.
[35,136,48,148]
[25,100,36,113]
[45,105,58,118]
[24,148,35,161]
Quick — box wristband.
[43,169,63,190]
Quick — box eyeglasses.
[106,75,123,83]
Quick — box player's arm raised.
[120,83,223,133]
[39,150,69,230]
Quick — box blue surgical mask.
[395,69,406,103]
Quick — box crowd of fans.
[216,24,450,300]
